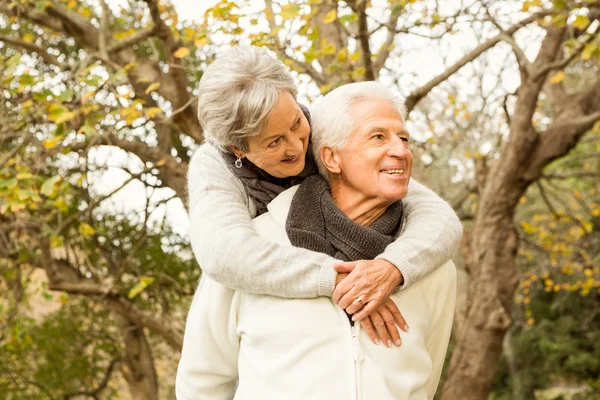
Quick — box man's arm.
[424,260,457,398]
[377,178,463,288]
[176,277,239,400]
[188,144,338,298]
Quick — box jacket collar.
[266,185,299,226]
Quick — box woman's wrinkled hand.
[359,298,408,347]
[333,259,404,321]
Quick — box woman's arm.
[337,178,462,320]
[188,144,338,298]
[176,277,239,400]
[377,178,463,288]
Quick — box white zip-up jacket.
[176,186,457,400]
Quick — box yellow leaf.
[572,15,590,30]
[146,107,163,118]
[54,111,76,124]
[23,33,35,43]
[195,37,210,47]
[323,9,337,24]
[349,52,361,62]
[82,90,95,104]
[145,82,161,94]
[173,47,190,58]
[550,71,565,84]
[67,0,77,10]
[155,159,167,167]
[43,137,61,149]
[78,223,96,237]
[128,276,156,299]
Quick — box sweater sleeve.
[188,144,338,298]
[376,178,463,289]
[175,277,239,400]
[424,261,457,399]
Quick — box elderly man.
[176,82,457,400]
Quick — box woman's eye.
[401,137,409,143]
[268,138,281,148]
[291,118,301,130]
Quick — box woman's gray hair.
[310,81,407,180]
[197,46,298,152]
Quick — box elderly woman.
[177,81,457,400]
[188,46,461,344]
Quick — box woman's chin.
[275,160,305,178]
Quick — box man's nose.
[388,136,408,157]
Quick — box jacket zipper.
[351,324,364,400]
[335,305,364,400]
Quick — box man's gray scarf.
[221,104,318,216]
[286,175,403,262]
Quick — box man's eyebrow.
[366,126,411,137]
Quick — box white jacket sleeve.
[188,144,339,298]
[176,277,239,400]
[423,261,457,399]
[377,179,463,289]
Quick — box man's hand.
[359,298,407,347]
[333,259,404,321]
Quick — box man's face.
[333,98,413,205]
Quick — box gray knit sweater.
[188,143,462,298]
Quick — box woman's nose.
[287,134,305,154]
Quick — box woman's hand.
[333,259,404,321]
[359,299,408,347]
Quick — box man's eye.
[372,134,384,140]
[401,137,409,142]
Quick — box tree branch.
[109,26,156,54]
[534,30,600,79]
[0,35,68,69]
[69,134,187,202]
[47,280,183,351]
[405,12,550,113]
[64,357,122,399]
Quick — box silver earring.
[235,157,243,169]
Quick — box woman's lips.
[281,156,299,164]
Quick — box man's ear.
[320,146,342,175]
[229,145,244,159]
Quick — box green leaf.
[0,178,17,190]
[35,1,52,10]
[57,89,74,103]
[280,4,300,19]
[48,103,68,123]
[40,175,62,198]
[128,276,156,299]
[339,13,358,24]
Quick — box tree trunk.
[117,317,159,400]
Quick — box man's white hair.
[310,81,407,180]
[197,46,298,152]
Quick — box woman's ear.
[320,146,341,175]
[229,145,244,159]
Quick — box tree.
[1,0,599,398]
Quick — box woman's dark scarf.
[285,175,403,262]
[221,104,318,215]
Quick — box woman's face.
[236,91,310,178]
